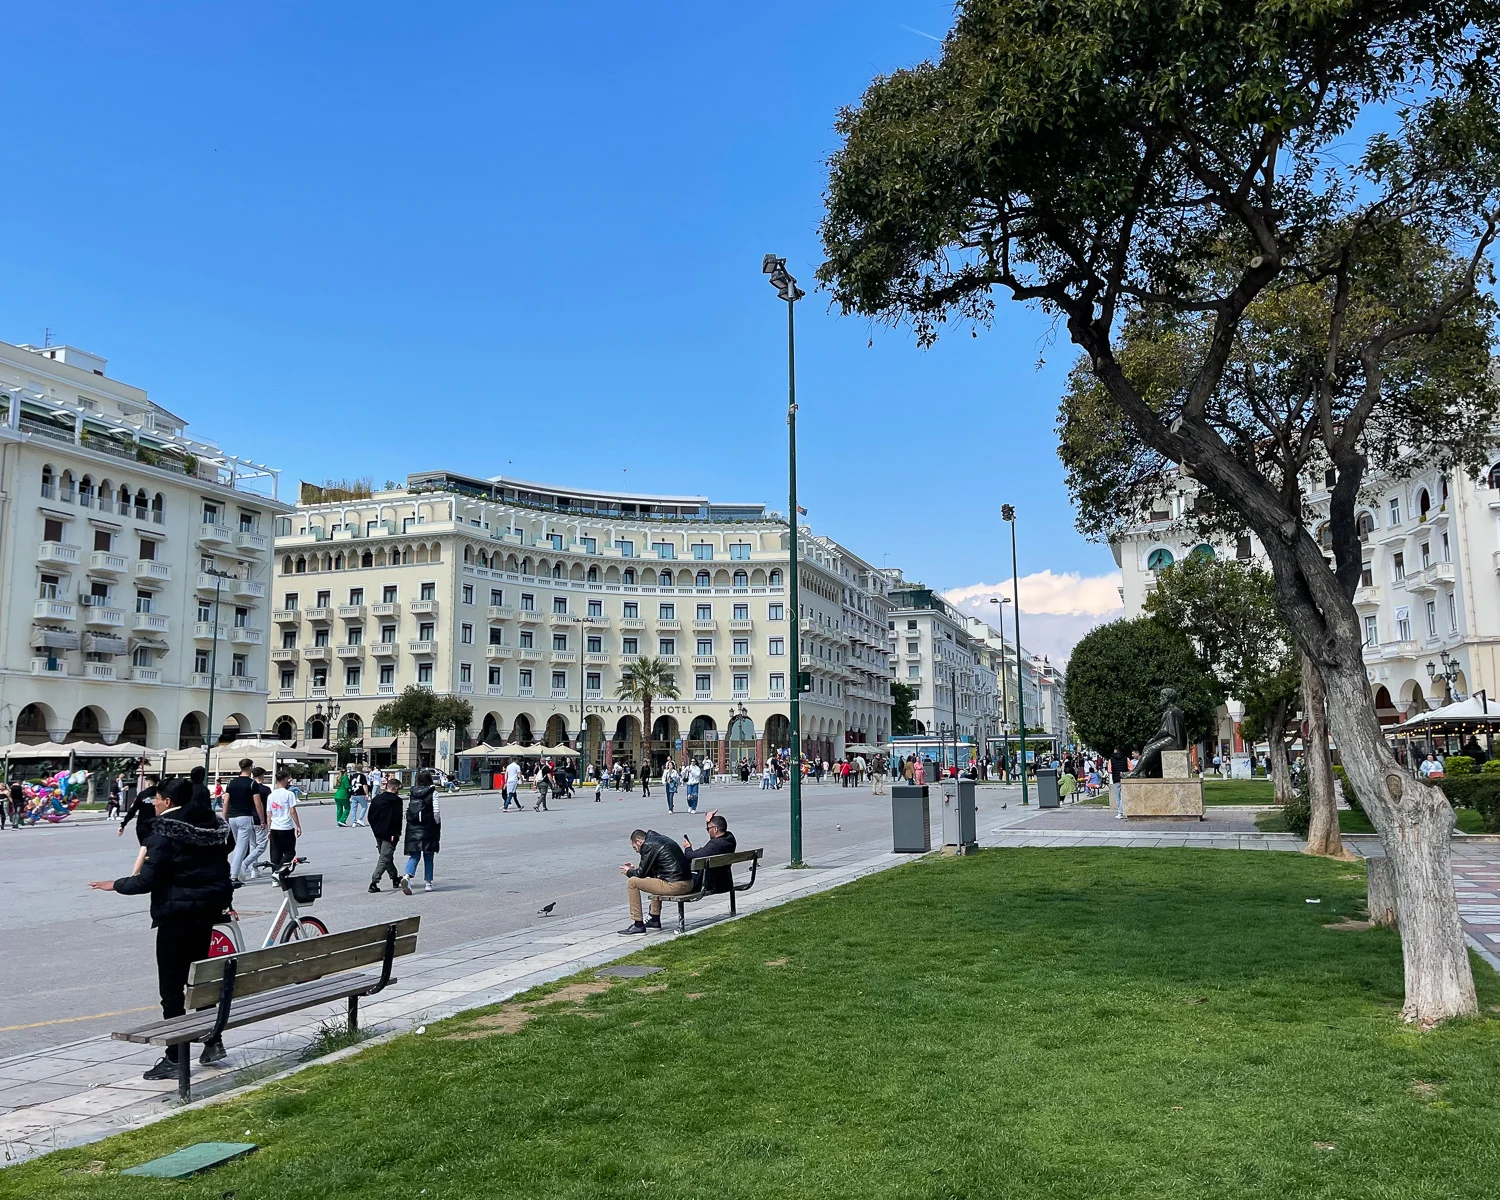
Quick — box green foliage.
[1444,755,1475,776]
[1280,789,1313,838]
[1239,665,1301,746]
[890,681,916,736]
[1481,757,1500,775]
[1332,764,1362,816]
[1064,617,1221,753]
[1436,775,1500,832]
[615,657,681,765]
[372,686,473,745]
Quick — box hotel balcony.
[486,605,513,621]
[230,576,266,600]
[371,641,398,657]
[582,612,608,626]
[516,687,535,699]
[619,617,645,631]
[82,662,117,681]
[550,686,569,699]
[730,619,754,631]
[134,560,172,583]
[1353,585,1381,607]
[30,658,68,676]
[34,598,77,621]
[38,541,79,565]
[458,681,474,694]
[338,604,366,621]
[372,602,399,618]
[197,523,234,548]
[378,682,396,695]
[83,632,128,655]
[304,606,333,623]
[409,599,439,616]
[310,685,328,699]
[517,609,541,624]
[693,655,717,667]
[486,645,512,661]
[130,667,163,684]
[730,654,753,666]
[228,675,257,692]
[517,646,542,661]
[233,530,268,555]
[408,640,438,656]
[486,684,504,696]
[585,652,610,664]
[273,609,301,625]
[548,651,573,664]
[656,619,682,632]
[271,648,299,663]
[303,645,332,662]
[692,619,717,631]
[88,551,128,575]
[336,643,365,659]
[225,626,260,646]
[84,605,126,629]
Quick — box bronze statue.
[1127,687,1186,778]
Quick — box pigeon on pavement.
[537,902,556,916]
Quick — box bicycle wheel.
[278,916,328,944]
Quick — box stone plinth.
[1120,748,1204,819]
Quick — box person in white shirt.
[265,769,303,871]
[504,760,523,811]
[685,761,702,812]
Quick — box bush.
[1480,758,1500,775]
[1444,755,1475,776]
[1280,778,1312,837]
[1331,764,1362,815]
[1436,776,1500,832]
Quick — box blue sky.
[0,2,1121,659]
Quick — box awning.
[131,637,170,650]
[456,743,500,758]
[365,737,398,751]
[1393,695,1500,732]
[83,634,128,655]
[32,630,79,650]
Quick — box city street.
[0,779,996,1060]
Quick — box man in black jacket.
[90,780,233,1076]
[681,811,737,894]
[618,828,690,934]
[367,776,409,894]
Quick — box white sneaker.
[424,881,434,892]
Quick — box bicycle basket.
[287,873,323,904]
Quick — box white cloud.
[943,571,1124,665]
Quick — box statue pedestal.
[1121,750,1204,820]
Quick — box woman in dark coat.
[400,770,441,892]
[90,779,233,1076]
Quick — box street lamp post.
[763,253,806,866]
[989,597,1012,779]
[201,567,235,774]
[1002,505,1029,806]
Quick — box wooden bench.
[669,848,764,932]
[113,916,419,1100]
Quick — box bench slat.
[187,917,420,987]
[690,849,763,868]
[117,972,384,1045]
[185,935,417,1008]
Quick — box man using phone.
[618,828,691,934]
[681,811,736,894]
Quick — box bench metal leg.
[348,995,359,1034]
[177,1046,191,1102]
[729,889,737,917]
[677,902,687,934]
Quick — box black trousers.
[156,919,215,1061]
[269,828,297,870]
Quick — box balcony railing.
[234,530,268,555]
[730,619,754,631]
[133,612,170,634]
[336,643,364,658]
[550,687,569,698]
[372,602,399,618]
[34,598,77,621]
[585,652,609,664]
[338,604,366,620]
[310,685,329,699]
[409,599,439,615]
[486,684,505,696]
[198,523,234,547]
[378,682,396,695]
[517,687,535,698]
[38,541,78,565]
[231,577,266,600]
[228,675,257,691]
[273,609,301,624]
[486,645,512,660]
[304,607,333,622]
[693,619,717,630]
[84,606,126,628]
[132,667,162,684]
[371,641,398,657]
[83,662,116,680]
[343,685,362,697]
[486,605,513,620]
[134,560,172,582]
[730,654,753,666]
[656,619,682,631]
[693,655,716,666]
[271,648,299,662]
[30,658,67,676]
[88,551,127,574]
[458,681,474,694]
[303,645,332,661]
[408,640,438,656]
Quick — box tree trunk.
[1266,698,1295,806]
[1367,857,1399,929]
[1317,651,1476,1025]
[641,699,653,775]
[1300,652,1346,858]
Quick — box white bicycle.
[209,857,328,956]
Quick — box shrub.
[1331,764,1362,816]
[1281,777,1312,837]
[1480,758,1500,775]
[1436,776,1500,832]
[1444,755,1475,776]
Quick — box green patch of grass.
[1257,807,1488,835]
[7,850,1499,1200]
[298,1020,367,1063]
[1203,778,1275,805]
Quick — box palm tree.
[614,656,679,774]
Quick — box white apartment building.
[268,471,892,771]
[809,535,897,749]
[1113,459,1500,752]
[0,338,288,748]
[886,580,990,748]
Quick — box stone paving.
[3,796,1497,1168]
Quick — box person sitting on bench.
[681,811,737,893]
[618,828,690,934]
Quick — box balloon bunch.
[20,769,89,824]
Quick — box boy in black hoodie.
[367,776,409,894]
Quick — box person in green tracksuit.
[334,770,352,826]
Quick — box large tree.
[890,681,917,737]
[614,657,680,773]
[372,687,473,766]
[1066,618,1221,756]
[819,0,1500,1023]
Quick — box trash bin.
[891,784,931,853]
[1035,767,1060,808]
[940,779,978,853]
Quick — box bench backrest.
[690,848,764,869]
[185,917,420,1008]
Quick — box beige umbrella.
[542,745,580,757]
[455,743,500,758]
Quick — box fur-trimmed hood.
[154,812,232,847]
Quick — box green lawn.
[1203,777,1275,804]
[1257,807,1488,835]
[9,850,1500,1200]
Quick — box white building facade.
[0,339,287,748]
[268,472,891,771]
[1113,461,1500,752]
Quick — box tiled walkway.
[4,803,1497,1167]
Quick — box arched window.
[361,551,373,568]
[553,564,563,578]
[59,470,74,501]
[464,545,473,563]
[295,556,307,573]
[78,475,93,508]
[135,488,148,518]
[1418,488,1431,518]
[658,569,673,586]
[118,485,131,513]
[282,555,294,575]
[733,569,748,587]
[1356,511,1376,540]
[587,566,598,583]
[1146,548,1174,571]
[1189,544,1215,561]
[695,570,710,588]
[334,552,345,570]
[1317,523,1333,548]
[623,568,636,585]
[769,569,783,586]
[40,464,54,498]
